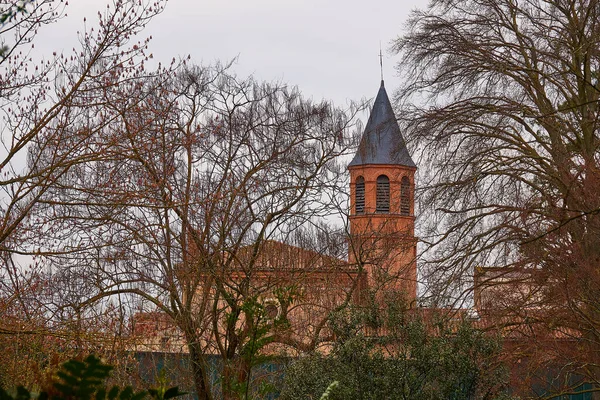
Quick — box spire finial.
[379,42,384,83]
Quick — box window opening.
[401,176,410,215]
[355,176,365,214]
[376,175,390,213]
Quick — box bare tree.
[0,0,169,381]
[34,64,359,399]
[393,0,600,393]
[0,0,165,250]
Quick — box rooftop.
[349,80,415,168]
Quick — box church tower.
[348,80,417,303]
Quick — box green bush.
[281,302,510,400]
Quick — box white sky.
[36,0,424,107]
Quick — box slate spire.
[349,80,415,168]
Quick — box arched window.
[355,176,365,214]
[376,175,390,213]
[401,176,410,215]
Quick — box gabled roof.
[241,240,357,273]
[348,80,416,168]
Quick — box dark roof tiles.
[349,80,416,168]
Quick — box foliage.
[0,355,185,400]
[280,301,508,400]
[318,382,338,400]
[0,1,34,27]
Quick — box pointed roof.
[348,80,416,168]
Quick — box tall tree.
[393,0,600,392]
[34,64,358,400]
[0,0,168,380]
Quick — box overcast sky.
[38,0,424,107]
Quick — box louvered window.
[401,176,410,215]
[355,176,365,214]
[376,175,390,213]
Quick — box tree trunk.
[222,359,236,400]
[187,335,213,400]
[222,356,251,400]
